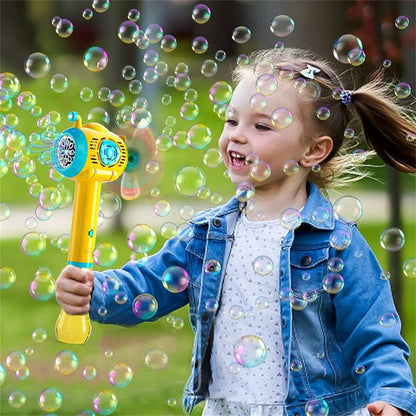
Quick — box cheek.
[218,134,228,156]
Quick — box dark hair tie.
[341,90,353,106]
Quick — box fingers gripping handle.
[56,181,100,344]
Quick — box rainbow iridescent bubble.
[234,335,267,368]
[132,293,158,319]
[162,266,189,293]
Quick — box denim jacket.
[91,182,416,415]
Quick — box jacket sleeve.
[333,224,416,414]
[89,227,191,327]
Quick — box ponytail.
[351,74,416,173]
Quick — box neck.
[245,179,309,221]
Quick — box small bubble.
[192,4,211,24]
[132,293,158,319]
[92,0,110,13]
[161,35,177,52]
[403,258,416,278]
[145,23,164,44]
[24,53,51,79]
[56,18,74,38]
[395,15,410,30]
[322,273,344,294]
[234,335,267,368]
[144,349,168,370]
[82,365,97,380]
[231,26,251,44]
[82,8,93,20]
[316,106,330,120]
[108,362,133,387]
[201,59,218,77]
[333,34,363,64]
[270,15,295,37]
[50,73,69,93]
[282,159,299,176]
[32,328,47,343]
[54,350,78,375]
[305,399,329,416]
[329,229,351,250]
[394,82,411,99]
[92,390,118,415]
[380,227,405,252]
[127,224,157,254]
[355,365,366,375]
[118,21,139,44]
[347,48,366,66]
[379,312,396,327]
[8,390,26,408]
[83,46,108,72]
[191,36,208,54]
[271,107,293,129]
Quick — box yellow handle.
[55,309,91,344]
[56,181,101,344]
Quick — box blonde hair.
[232,48,416,190]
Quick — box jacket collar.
[190,181,334,230]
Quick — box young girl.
[56,48,416,416]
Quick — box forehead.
[232,73,302,115]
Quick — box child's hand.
[368,401,404,416]
[56,265,94,315]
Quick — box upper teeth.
[231,151,245,159]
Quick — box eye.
[255,123,272,131]
[225,119,238,127]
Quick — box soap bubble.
[8,390,26,408]
[132,293,158,319]
[87,107,110,124]
[6,350,26,371]
[201,59,218,77]
[127,224,157,253]
[329,229,351,250]
[280,208,302,230]
[297,79,321,102]
[204,259,221,276]
[38,388,62,412]
[174,73,191,91]
[256,74,278,96]
[180,101,199,121]
[93,243,118,267]
[316,107,330,121]
[394,82,411,99]
[17,90,36,110]
[290,359,303,371]
[205,298,219,312]
[82,365,97,380]
[322,273,344,294]
[403,258,416,278]
[174,166,206,197]
[229,305,244,320]
[250,93,267,112]
[215,49,226,61]
[187,123,211,149]
[232,26,251,44]
[21,231,47,257]
[162,266,189,293]
[121,65,136,81]
[355,365,366,375]
[92,0,110,13]
[192,36,209,54]
[252,255,274,276]
[203,148,223,168]
[102,276,121,296]
[145,23,164,43]
[83,46,108,72]
[0,363,5,385]
[333,195,363,223]
[379,312,396,327]
[234,335,267,368]
[237,54,250,66]
[0,267,16,289]
[328,257,344,273]
[235,182,255,202]
[54,350,78,375]
[50,73,69,93]
[270,15,295,37]
[144,349,168,370]
[131,108,152,129]
[32,328,47,343]
[283,160,299,176]
[82,8,93,20]
[100,191,122,218]
[0,202,11,220]
[395,15,409,29]
[167,397,177,407]
[271,107,293,129]
[209,81,233,105]
[39,186,62,210]
[80,87,94,102]
[108,362,133,387]
[347,48,366,66]
[333,34,363,64]
[92,390,118,415]
[161,34,177,52]
[290,295,308,310]
[24,52,51,78]
[380,227,405,252]
[29,272,55,301]
[56,18,74,38]
[305,399,329,416]
[192,4,211,24]
[117,21,139,43]
[128,9,140,21]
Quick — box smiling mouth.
[229,151,247,168]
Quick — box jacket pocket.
[290,246,329,296]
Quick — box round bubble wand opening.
[52,112,127,344]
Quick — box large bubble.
[234,335,267,368]
[38,387,63,412]
[127,224,157,253]
[108,362,133,387]
[83,47,109,72]
[24,53,51,78]
[92,390,118,415]
[270,15,295,37]
[144,348,168,370]
[162,266,189,293]
[132,293,158,319]
[380,227,405,252]
[174,166,206,197]
[333,34,363,64]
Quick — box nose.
[228,127,248,144]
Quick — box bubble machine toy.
[52,112,128,343]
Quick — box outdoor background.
[0,1,415,415]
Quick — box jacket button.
[194,359,200,368]
[294,413,300,416]
[212,219,221,227]
[301,255,312,266]
[202,311,210,321]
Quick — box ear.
[300,135,333,168]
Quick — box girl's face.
[218,73,312,189]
